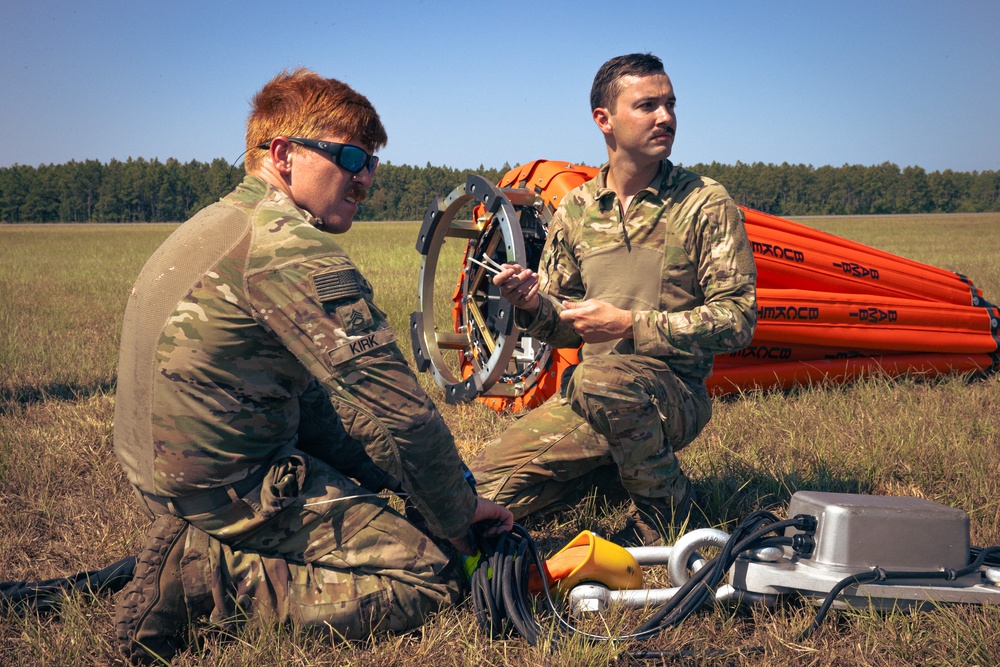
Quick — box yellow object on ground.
[529,530,643,595]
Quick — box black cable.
[799,545,1000,640]
[469,515,1000,660]
[626,645,766,661]
[633,514,805,638]
[468,511,806,651]
[468,524,553,645]
[0,556,136,614]
[970,545,1000,568]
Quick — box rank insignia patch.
[336,299,375,335]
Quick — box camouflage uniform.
[470,161,757,519]
[114,175,475,637]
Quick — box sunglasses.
[257,136,379,175]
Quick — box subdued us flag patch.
[312,267,363,302]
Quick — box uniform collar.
[241,174,324,228]
[594,159,674,206]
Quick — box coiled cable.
[466,510,812,656]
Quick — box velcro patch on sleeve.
[336,299,376,336]
[728,201,756,276]
[327,328,398,366]
[312,267,362,302]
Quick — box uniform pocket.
[257,454,309,519]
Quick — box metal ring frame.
[410,174,546,403]
[410,174,551,403]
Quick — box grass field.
[1,213,999,666]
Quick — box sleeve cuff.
[631,309,661,356]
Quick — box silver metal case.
[786,491,969,571]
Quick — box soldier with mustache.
[113,68,512,665]
[470,53,757,546]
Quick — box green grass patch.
[2,213,999,665]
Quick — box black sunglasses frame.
[256,136,379,175]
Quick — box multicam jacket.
[114,175,476,539]
[517,160,758,391]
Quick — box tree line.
[688,161,1000,216]
[1,157,997,223]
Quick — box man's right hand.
[492,263,540,313]
[449,496,514,555]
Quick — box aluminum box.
[786,491,969,571]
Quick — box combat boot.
[614,482,693,547]
[116,514,202,665]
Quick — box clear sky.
[2,0,998,173]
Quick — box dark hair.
[590,53,665,112]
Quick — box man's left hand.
[559,299,633,343]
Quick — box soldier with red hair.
[114,68,511,664]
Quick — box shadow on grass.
[691,467,874,530]
[514,464,874,547]
[0,380,116,413]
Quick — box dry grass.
[2,213,999,666]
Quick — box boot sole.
[115,515,189,665]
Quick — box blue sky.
[2,0,998,173]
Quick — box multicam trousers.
[470,354,711,520]
[170,451,464,639]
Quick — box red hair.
[244,68,387,173]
